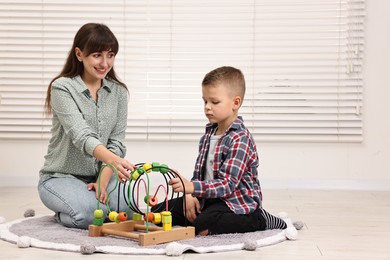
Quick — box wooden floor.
[1,187,389,259]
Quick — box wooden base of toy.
[88,220,195,246]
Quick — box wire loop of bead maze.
[88,162,195,246]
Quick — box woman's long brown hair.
[44,23,127,114]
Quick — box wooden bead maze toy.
[88,162,195,246]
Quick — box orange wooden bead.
[117,212,128,222]
[145,212,154,222]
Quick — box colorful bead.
[131,170,140,180]
[145,212,154,222]
[93,217,104,226]
[163,223,172,231]
[114,214,121,223]
[132,212,142,220]
[117,212,128,222]
[159,164,169,174]
[161,211,172,219]
[153,213,162,224]
[148,196,158,207]
[93,209,104,219]
[144,195,158,206]
[144,195,151,204]
[143,163,152,173]
[108,211,118,222]
[162,211,172,231]
[151,162,160,171]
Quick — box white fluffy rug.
[0,213,301,256]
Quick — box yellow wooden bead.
[163,223,172,231]
[143,163,152,173]
[152,213,161,224]
[108,211,118,222]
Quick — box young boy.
[157,66,287,235]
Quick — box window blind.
[0,0,365,142]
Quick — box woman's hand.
[87,182,108,204]
[92,145,135,184]
[184,194,201,223]
[112,158,134,184]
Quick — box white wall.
[1,0,390,190]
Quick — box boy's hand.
[184,194,201,223]
[87,182,108,204]
[169,171,194,194]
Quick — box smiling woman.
[44,23,123,113]
[37,23,135,230]
[74,48,116,101]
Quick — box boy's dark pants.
[152,197,266,235]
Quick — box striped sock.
[260,208,287,230]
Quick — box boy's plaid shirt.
[191,116,263,214]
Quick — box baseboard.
[1,176,40,187]
[261,179,390,191]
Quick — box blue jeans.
[38,175,133,229]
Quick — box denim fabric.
[38,175,132,229]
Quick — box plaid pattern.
[191,116,262,214]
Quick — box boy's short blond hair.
[202,66,246,101]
